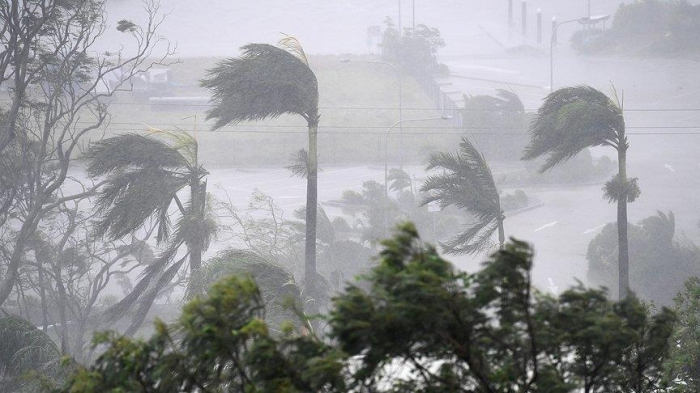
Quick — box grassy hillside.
[103,55,457,168]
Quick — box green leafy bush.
[61,224,677,392]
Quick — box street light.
[550,17,587,93]
[550,15,609,92]
[340,58,404,166]
[383,116,451,234]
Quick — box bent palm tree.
[421,137,505,255]
[201,37,320,298]
[85,131,216,334]
[186,249,304,334]
[523,85,639,300]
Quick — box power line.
[8,99,700,113]
[44,126,700,136]
[12,121,700,131]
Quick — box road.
[203,144,699,295]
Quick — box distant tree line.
[573,0,700,56]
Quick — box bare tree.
[0,0,175,307]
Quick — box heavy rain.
[1,0,700,391]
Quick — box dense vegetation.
[587,211,700,306]
[573,0,700,56]
[59,225,678,392]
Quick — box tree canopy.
[60,223,677,392]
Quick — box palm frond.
[523,85,624,172]
[186,249,302,332]
[440,218,499,255]
[387,168,411,192]
[603,174,640,204]
[639,211,675,243]
[85,133,189,177]
[0,313,62,384]
[92,167,189,241]
[292,204,335,245]
[146,127,198,166]
[277,34,309,66]
[125,254,189,335]
[421,138,502,255]
[286,148,309,178]
[201,43,319,129]
[103,242,183,322]
[495,88,525,113]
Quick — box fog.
[3,0,700,389]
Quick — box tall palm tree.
[522,85,639,300]
[85,131,216,334]
[201,37,320,297]
[421,137,505,255]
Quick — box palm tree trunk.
[617,147,629,300]
[188,179,204,272]
[304,119,319,300]
[497,215,506,250]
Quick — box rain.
[1,0,700,391]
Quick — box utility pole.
[521,0,527,37]
[508,0,514,40]
[537,8,542,44]
[412,0,415,31]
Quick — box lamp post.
[550,17,587,93]
[340,59,404,166]
[383,116,451,234]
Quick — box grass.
[100,54,460,168]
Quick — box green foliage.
[577,0,700,56]
[587,211,700,306]
[201,43,319,129]
[380,19,446,75]
[500,189,529,211]
[0,313,66,391]
[520,148,615,185]
[387,168,412,193]
[603,173,641,203]
[85,133,203,243]
[186,249,303,334]
[60,276,345,392]
[421,137,504,254]
[286,148,310,179]
[60,224,678,392]
[338,180,457,244]
[667,277,700,390]
[462,89,529,161]
[87,132,215,334]
[523,85,625,173]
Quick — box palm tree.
[85,131,216,334]
[186,249,305,335]
[522,85,639,300]
[0,312,65,391]
[201,37,320,298]
[421,137,505,255]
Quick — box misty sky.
[105,0,633,57]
